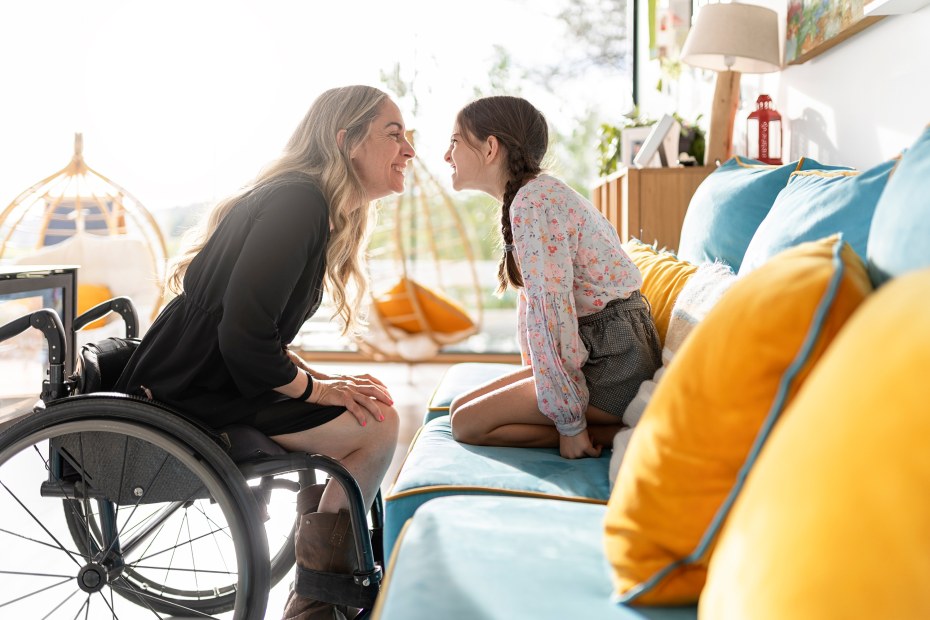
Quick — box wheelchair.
[0,298,384,619]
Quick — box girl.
[444,96,661,459]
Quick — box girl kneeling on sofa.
[444,95,662,459]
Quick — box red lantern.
[746,94,783,164]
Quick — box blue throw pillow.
[678,156,849,271]
[867,125,930,287]
[738,159,896,275]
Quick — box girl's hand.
[559,430,602,459]
[309,376,393,427]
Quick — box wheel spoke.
[100,451,172,560]
[123,564,236,575]
[0,568,73,578]
[0,479,83,568]
[185,509,200,594]
[72,595,89,620]
[0,527,80,556]
[130,524,231,565]
[0,576,72,608]
[40,586,82,620]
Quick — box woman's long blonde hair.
[167,85,388,335]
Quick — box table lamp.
[680,3,781,166]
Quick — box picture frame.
[621,126,654,168]
[633,114,677,169]
[785,0,884,65]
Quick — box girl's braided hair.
[456,96,548,293]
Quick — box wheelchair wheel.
[0,397,270,619]
[63,465,309,610]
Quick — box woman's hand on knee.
[310,377,393,427]
[559,430,602,459]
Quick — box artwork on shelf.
[621,126,655,168]
[785,0,884,64]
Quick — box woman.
[444,96,661,460]
[115,85,414,619]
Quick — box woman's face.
[350,99,415,201]
[443,123,486,192]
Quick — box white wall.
[765,5,930,169]
[639,3,930,170]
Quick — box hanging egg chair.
[359,131,483,361]
[0,134,168,328]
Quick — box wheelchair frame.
[0,298,384,619]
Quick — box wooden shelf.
[591,166,713,252]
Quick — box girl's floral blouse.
[511,174,642,436]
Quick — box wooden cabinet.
[591,166,713,252]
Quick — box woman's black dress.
[115,176,346,435]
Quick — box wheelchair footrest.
[295,566,381,609]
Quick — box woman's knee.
[378,402,400,437]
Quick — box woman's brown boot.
[282,506,359,620]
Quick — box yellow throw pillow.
[622,238,698,347]
[77,283,114,330]
[374,278,474,335]
[604,235,872,605]
[701,268,930,620]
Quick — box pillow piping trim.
[617,234,849,604]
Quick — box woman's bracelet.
[296,370,314,402]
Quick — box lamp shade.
[681,3,781,73]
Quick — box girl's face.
[443,124,487,192]
[350,99,415,201]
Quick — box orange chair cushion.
[77,283,114,330]
[374,278,474,335]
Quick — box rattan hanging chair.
[359,131,483,361]
[0,134,168,327]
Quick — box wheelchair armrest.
[0,309,69,401]
[74,296,139,338]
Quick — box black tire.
[0,396,270,619]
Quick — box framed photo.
[621,126,654,168]
[633,114,678,169]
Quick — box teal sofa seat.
[374,495,696,620]
[423,361,520,424]
[383,416,612,562]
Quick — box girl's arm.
[510,180,589,436]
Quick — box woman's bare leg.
[271,401,399,512]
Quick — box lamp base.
[705,70,741,166]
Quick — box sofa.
[371,124,930,620]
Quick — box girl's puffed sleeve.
[511,186,589,436]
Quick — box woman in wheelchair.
[114,84,415,620]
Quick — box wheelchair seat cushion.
[75,337,141,393]
[220,424,288,463]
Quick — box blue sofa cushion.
[867,124,930,286]
[677,156,849,270]
[423,362,519,425]
[739,159,896,275]
[383,416,612,561]
[375,496,696,620]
